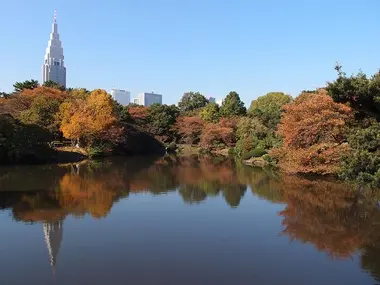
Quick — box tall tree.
[200,102,220,122]
[59,89,122,146]
[13,80,39,93]
[326,64,380,120]
[178,92,208,113]
[248,92,292,129]
[148,103,179,137]
[220,91,246,117]
[272,90,353,174]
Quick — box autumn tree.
[0,87,66,135]
[248,92,292,129]
[175,116,204,144]
[126,105,150,127]
[59,89,123,147]
[178,92,208,114]
[272,90,353,174]
[199,102,220,122]
[220,91,246,117]
[67,88,90,99]
[13,79,39,93]
[200,119,235,149]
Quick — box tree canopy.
[199,102,220,122]
[43,80,65,91]
[178,92,208,113]
[13,80,39,93]
[220,91,246,117]
[326,64,380,120]
[248,92,292,129]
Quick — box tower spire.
[54,9,57,23]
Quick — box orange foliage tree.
[200,120,236,149]
[0,86,66,117]
[59,89,123,146]
[175,116,205,144]
[127,105,150,126]
[272,90,353,174]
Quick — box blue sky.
[1,0,379,105]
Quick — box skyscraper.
[111,89,131,105]
[135,92,162,107]
[42,11,66,88]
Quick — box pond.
[0,155,379,285]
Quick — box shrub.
[339,151,380,188]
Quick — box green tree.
[19,95,61,135]
[147,104,180,137]
[199,102,220,122]
[43,80,65,91]
[178,92,208,113]
[13,80,39,93]
[248,92,292,129]
[326,64,380,120]
[220,91,246,117]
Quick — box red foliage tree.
[200,121,235,149]
[175,116,204,144]
[272,90,353,174]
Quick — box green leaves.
[200,102,220,122]
[220,91,246,117]
[13,79,39,93]
[178,92,208,114]
[248,92,292,130]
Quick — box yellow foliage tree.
[59,89,122,145]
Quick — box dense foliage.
[1,70,379,189]
[178,92,208,114]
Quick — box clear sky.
[0,0,379,105]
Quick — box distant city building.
[208,97,216,103]
[42,11,66,88]
[135,92,162,107]
[216,98,224,106]
[111,89,130,105]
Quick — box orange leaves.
[59,89,123,144]
[175,116,205,144]
[273,91,353,174]
[200,121,235,148]
[278,91,352,149]
[128,106,149,121]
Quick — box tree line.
[0,65,379,187]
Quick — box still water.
[0,155,379,285]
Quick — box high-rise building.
[42,11,66,88]
[135,92,162,107]
[208,97,216,103]
[111,89,130,105]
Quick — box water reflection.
[0,155,380,283]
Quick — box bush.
[339,151,380,188]
[242,148,267,160]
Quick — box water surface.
[0,155,379,285]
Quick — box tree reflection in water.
[0,155,380,281]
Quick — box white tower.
[42,10,66,87]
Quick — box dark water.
[1,155,380,285]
